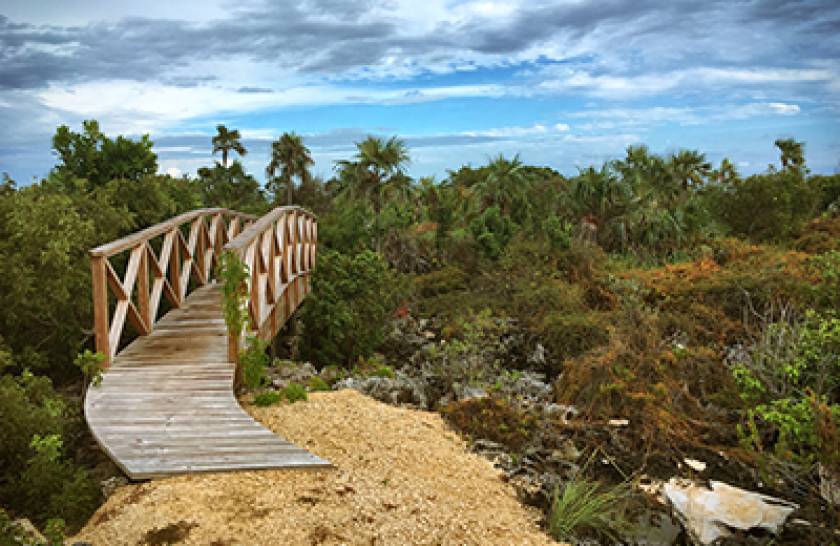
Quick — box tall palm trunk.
[372,174,383,252]
[286,174,294,205]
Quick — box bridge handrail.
[89,208,256,364]
[222,206,317,362]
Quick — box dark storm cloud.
[459,0,664,54]
[0,2,396,89]
[1,0,839,90]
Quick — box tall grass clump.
[548,477,632,543]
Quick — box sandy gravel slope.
[74,389,556,545]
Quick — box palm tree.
[336,136,409,213]
[212,125,247,167]
[266,132,313,205]
[335,135,410,249]
[666,149,712,191]
[712,158,739,184]
[775,138,805,171]
[569,164,636,249]
[473,154,532,219]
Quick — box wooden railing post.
[137,243,151,330]
[169,229,182,307]
[90,255,112,366]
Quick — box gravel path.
[74,389,557,545]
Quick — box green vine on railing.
[217,250,249,338]
[217,251,270,390]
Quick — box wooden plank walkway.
[85,283,330,479]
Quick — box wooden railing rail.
[222,206,317,361]
[90,208,256,364]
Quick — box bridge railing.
[89,208,255,364]
[222,206,317,362]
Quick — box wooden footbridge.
[85,207,330,479]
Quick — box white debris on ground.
[683,458,707,473]
[662,478,798,545]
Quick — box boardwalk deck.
[85,283,330,479]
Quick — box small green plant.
[548,477,632,543]
[73,349,105,387]
[307,376,330,392]
[372,364,395,379]
[240,336,269,391]
[43,518,66,546]
[253,391,282,407]
[281,382,308,403]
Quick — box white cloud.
[569,102,802,131]
[538,66,837,99]
[36,79,510,135]
[766,102,801,115]
[462,122,569,138]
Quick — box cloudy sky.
[1,0,839,183]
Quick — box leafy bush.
[469,206,513,259]
[18,434,99,530]
[548,477,632,543]
[809,250,840,310]
[731,310,840,463]
[253,391,282,407]
[73,350,105,387]
[372,365,395,379]
[300,249,401,367]
[240,337,269,390]
[414,266,468,299]
[281,383,308,403]
[307,376,330,392]
[0,371,100,531]
[712,169,820,242]
[419,310,514,396]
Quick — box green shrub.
[712,169,820,242]
[469,206,514,259]
[73,350,105,387]
[548,477,632,543]
[307,376,330,392]
[0,372,100,532]
[0,371,64,487]
[253,391,282,407]
[731,310,840,463]
[300,249,401,367]
[240,337,269,391]
[414,266,468,298]
[18,435,99,531]
[281,383,308,403]
[371,365,395,379]
[809,250,840,310]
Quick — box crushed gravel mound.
[74,389,557,545]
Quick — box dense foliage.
[0,121,269,532]
[1,118,838,537]
[299,249,402,366]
